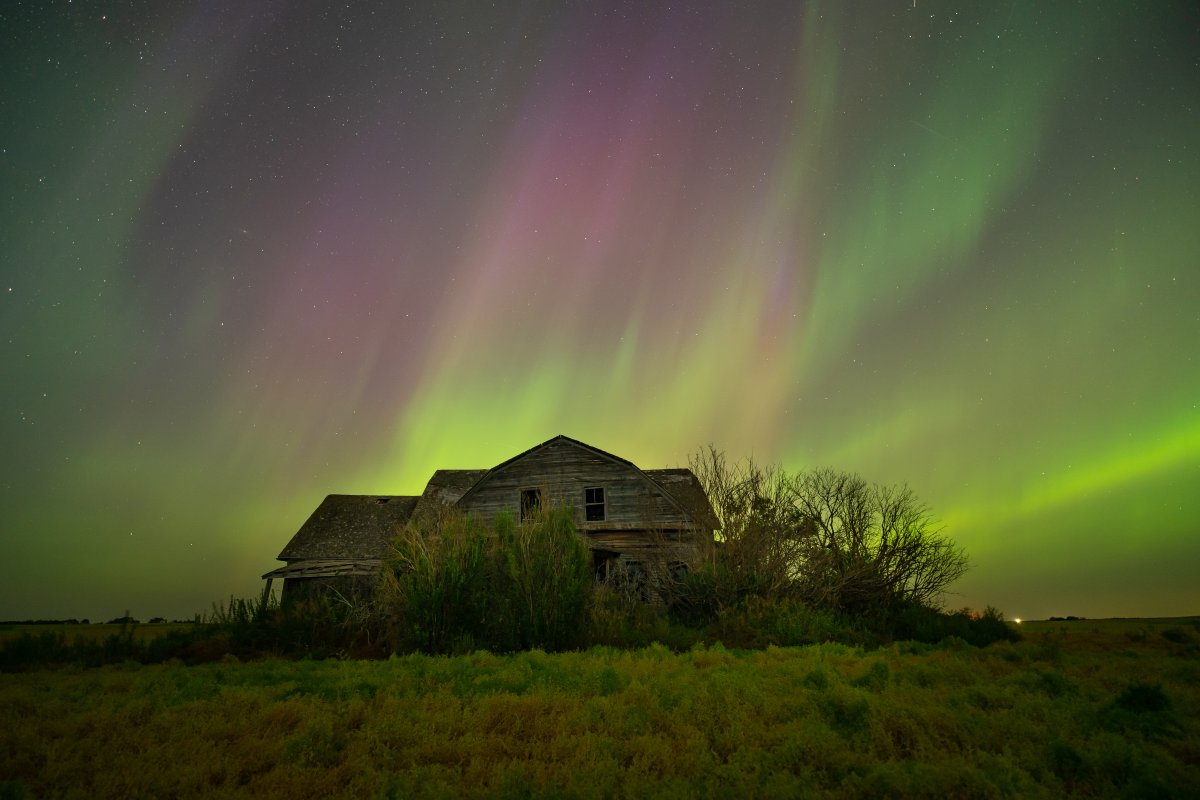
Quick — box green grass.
[1,622,1197,798]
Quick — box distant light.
[1014,618,1022,624]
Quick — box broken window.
[584,486,606,521]
[520,488,543,521]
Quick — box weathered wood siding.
[458,438,697,535]
[587,532,703,565]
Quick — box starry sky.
[2,1,1197,622]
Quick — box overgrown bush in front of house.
[378,505,493,655]
[377,504,593,655]
[489,506,593,652]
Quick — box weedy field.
[1,618,1197,799]
[0,623,196,647]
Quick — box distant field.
[1,619,1197,798]
[4,616,1193,647]
[0,622,195,646]
[1019,616,1200,634]
[1015,617,1200,653]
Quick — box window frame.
[584,486,606,522]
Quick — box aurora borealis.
[2,1,1197,622]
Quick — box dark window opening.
[592,549,619,582]
[520,488,543,521]
[669,562,689,583]
[584,486,606,521]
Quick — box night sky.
[3,1,1197,622]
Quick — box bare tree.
[689,449,969,614]
[687,446,811,604]
[791,468,968,614]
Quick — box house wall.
[266,438,716,605]
[458,438,693,532]
[455,439,712,582]
[281,575,375,605]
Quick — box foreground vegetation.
[368,452,986,657]
[6,455,1189,795]
[3,450,986,667]
[0,453,1001,669]
[0,594,1018,670]
[2,620,1197,799]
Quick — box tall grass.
[0,594,1020,671]
[379,508,492,654]
[0,594,388,671]
[379,506,595,657]
[490,506,592,651]
[1,626,1196,799]
[0,614,209,671]
[378,505,593,654]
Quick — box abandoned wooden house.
[262,435,719,602]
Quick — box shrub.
[0,632,70,671]
[966,606,1021,646]
[378,503,593,654]
[704,596,863,648]
[490,507,593,652]
[1045,739,1091,784]
[668,561,775,627]
[1114,683,1171,714]
[1161,627,1191,644]
[689,448,970,619]
[884,603,1020,647]
[1101,682,1183,739]
[378,506,492,654]
[587,584,678,649]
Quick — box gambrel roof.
[420,469,488,506]
[454,435,718,530]
[277,494,419,561]
[267,436,717,574]
[452,435,638,508]
[644,468,721,532]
